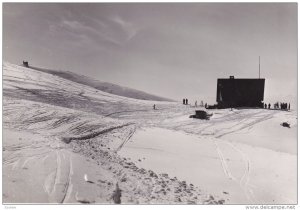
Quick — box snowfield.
[3,62,297,204]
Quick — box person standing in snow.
[153,104,156,110]
[268,103,271,109]
[195,101,197,107]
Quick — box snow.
[221,111,297,154]
[28,65,174,102]
[118,125,297,204]
[118,128,240,202]
[3,62,297,204]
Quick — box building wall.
[216,78,265,108]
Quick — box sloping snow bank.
[118,125,296,204]
[3,62,223,204]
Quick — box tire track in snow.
[64,123,134,142]
[4,151,52,169]
[21,156,36,169]
[62,154,73,203]
[215,111,275,138]
[116,126,136,152]
[46,150,71,203]
[104,110,149,117]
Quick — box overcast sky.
[3,3,297,104]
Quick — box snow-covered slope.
[3,62,221,204]
[27,65,174,102]
[3,62,297,204]
[119,109,297,204]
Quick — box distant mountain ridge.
[27,65,174,102]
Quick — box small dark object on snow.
[281,122,290,128]
[23,61,29,67]
[190,110,213,120]
[61,137,72,144]
[77,199,91,204]
[112,183,122,204]
[218,199,225,204]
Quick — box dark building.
[216,76,265,108]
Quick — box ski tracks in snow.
[213,139,255,203]
[215,110,276,138]
[226,141,255,202]
[44,149,73,203]
[211,110,276,203]
[213,141,236,181]
[116,126,136,152]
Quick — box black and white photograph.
[2,2,297,206]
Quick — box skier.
[153,104,156,110]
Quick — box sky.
[3,3,297,105]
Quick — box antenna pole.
[259,56,260,79]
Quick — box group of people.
[194,100,208,108]
[183,98,189,105]
[264,103,271,109]
[183,99,208,108]
[264,102,290,110]
[273,102,290,110]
